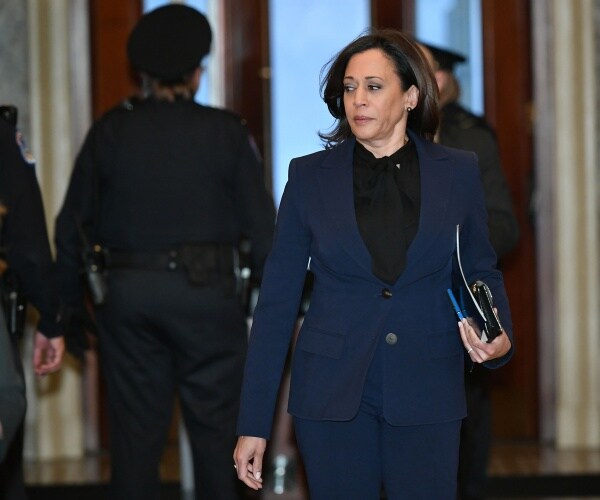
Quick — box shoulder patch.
[15,130,35,166]
[248,133,263,162]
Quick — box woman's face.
[343,48,417,156]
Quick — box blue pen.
[446,289,465,321]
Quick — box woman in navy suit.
[234,30,513,499]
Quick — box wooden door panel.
[482,0,536,439]
[89,0,141,119]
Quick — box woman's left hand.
[458,317,511,363]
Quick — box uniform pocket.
[296,326,345,359]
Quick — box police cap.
[420,42,466,72]
[127,4,212,81]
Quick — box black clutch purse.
[470,280,503,343]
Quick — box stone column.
[533,0,600,448]
[25,0,92,460]
[0,1,31,135]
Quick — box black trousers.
[457,366,491,500]
[0,332,27,500]
[97,268,248,500]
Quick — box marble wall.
[0,1,31,141]
[533,0,600,448]
[596,0,600,215]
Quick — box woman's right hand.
[233,435,267,490]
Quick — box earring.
[407,107,412,112]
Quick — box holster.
[179,243,236,295]
[81,244,108,306]
[1,271,26,339]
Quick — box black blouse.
[353,139,421,284]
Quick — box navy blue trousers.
[293,332,461,500]
[294,412,461,500]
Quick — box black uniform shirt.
[0,119,59,337]
[439,102,519,258]
[55,97,275,306]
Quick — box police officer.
[0,306,26,465]
[419,43,519,500]
[420,43,519,257]
[55,5,275,500]
[0,107,64,499]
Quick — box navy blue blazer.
[237,131,514,439]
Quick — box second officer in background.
[55,5,275,500]
[418,42,519,500]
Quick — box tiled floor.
[23,440,600,499]
[489,441,600,477]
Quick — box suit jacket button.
[381,288,392,299]
[385,333,397,345]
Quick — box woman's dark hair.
[319,29,439,147]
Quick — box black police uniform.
[437,79,518,500]
[0,114,59,499]
[420,40,519,500]
[440,101,519,500]
[439,102,519,259]
[0,306,26,465]
[55,7,275,499]
[55,99,275,499]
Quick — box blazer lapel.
[397,132,455,287]
[317,138,373,275]
[316,133,457,286]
